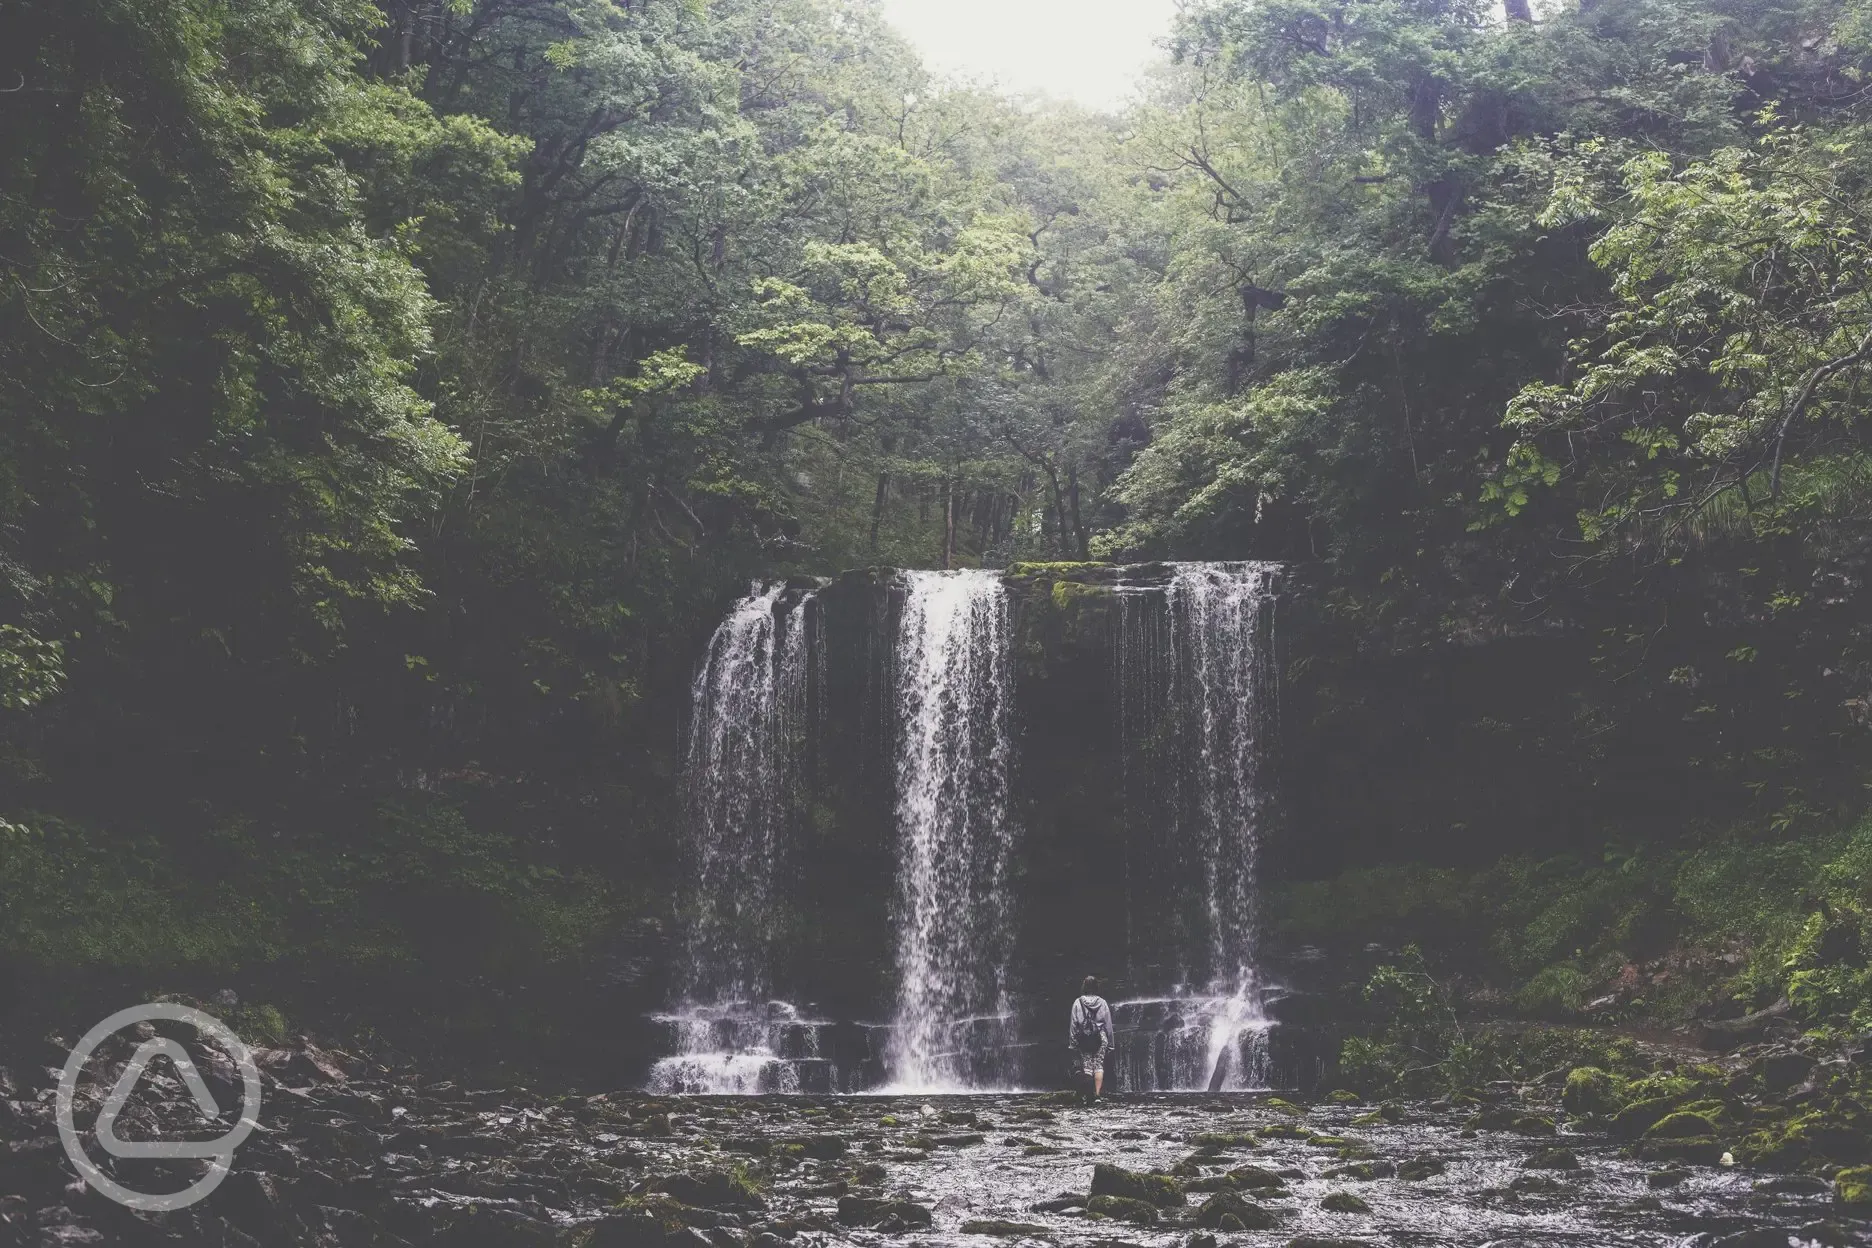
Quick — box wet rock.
[1221,1163,1286,1191]
[1396,1157,1446,1180]
[1523,1147,1580,1170]
[1466,1106,1556,1135]
[1752,1050,1816,1093]
[1630,1136,1725,1166]
[1508,1173,1569,1194]
[1193,1191,1276,1230]
[1286,1239,1377,1248]
[1755,1174,1830,1196]
[1835,1165,1872,1209]
[1320,1190,1370,1213]
[1321,1160,1394,1181]
[1611,1097,1679,1139]
[928,1132,986,1147]
[1647,1167,1689,1188]
[1085,1194,1158,1225]
[835,1196,932,1228]
[1562,1067,1620,1117]
[656,1171,768,1211]
[1089,1163,1184,1207]
[788,1133,847,1160]
[1645,1111,1719,1139]
[959,1219,1052,1236]
[1710,1230,1806,1248]
[1029,1196,1085,1213]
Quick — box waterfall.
[887,569,1018,1089]
[1165,560,1280,1088]
[679,582,815,1003]
[1169,561,1280,997]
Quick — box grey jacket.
[1069,995,1115,1051]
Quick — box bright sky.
[877,0,1181,111]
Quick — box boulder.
[1085,1194,1158,1224]
[1561,1067,1620,1117]
[656,1172,767,1211]
[1089,1163,1184,1207]
[1320,1190,1370,1213]
[1194,1191,1277,1230]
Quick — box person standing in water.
[1068,976,1115,1099]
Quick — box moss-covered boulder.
[1397,1157,1447,1180]
[1835,1165,1872,1209]
[1629,1136,1725,1166]
[654,1171,766,1211]
[1610,1097,1679,1140]
[1090,1163,1185,1207]
[1086,1194,1159,1224]
[1320,1190,1371,1213]
[1561,1067,1621,1117]
[1223,1164,1287,1191]
[1195,1191,1278,1230]
[1644,1111,1719,1140]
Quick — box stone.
[959,1220,1051,1236]
[1646,1168,1689,1188]
[1222,1164,1286,1191]
[1561,1067,1620,1117]
[1089,1163,1185,1207]
[1085,1195,1158,1225]
[1194,1191,1276,1230]
[1835,1165,1872,1209]
[835,1197,931,1229]
[1320,1190,1370,1213]
[1523,1148,1580,1170]
[1322,1160,1394,1181]
[1755,1175,1830,1195]
[1645,1111,1719,1139]
[1397,1157,1446,1181]
[658,1172,767,1211]
[1754,1050,1817,1092]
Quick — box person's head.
[1082,975,1098,996]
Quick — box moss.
[1611,1097,1681,1140]
[1089,1163,1184,1208]
[1320,1190,1370,1213]
[1835,1165,1872,1208]
[1263,1097,1307,1117]
[1327,1089,1363,1104]
[1645,1111,1720,1140]
[229,1002,289,1046]
[1561,1067,1621,1117]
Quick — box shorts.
[1079,1044,1107,1078]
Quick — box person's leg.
[1092,1046,1105,1097]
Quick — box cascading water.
[887,570,1019,1090]
[1111,561,1281,1091]
[649,582,843,1093]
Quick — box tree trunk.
[1503,0,1533,22]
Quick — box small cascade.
[1108,995,1273,1092]
[646,1002,854,1094]
[887,570,1019,1090]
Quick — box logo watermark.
[55,1003,263,1211]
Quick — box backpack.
[1072,997,1105,1053]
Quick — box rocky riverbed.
[3,1033,1870,1248]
